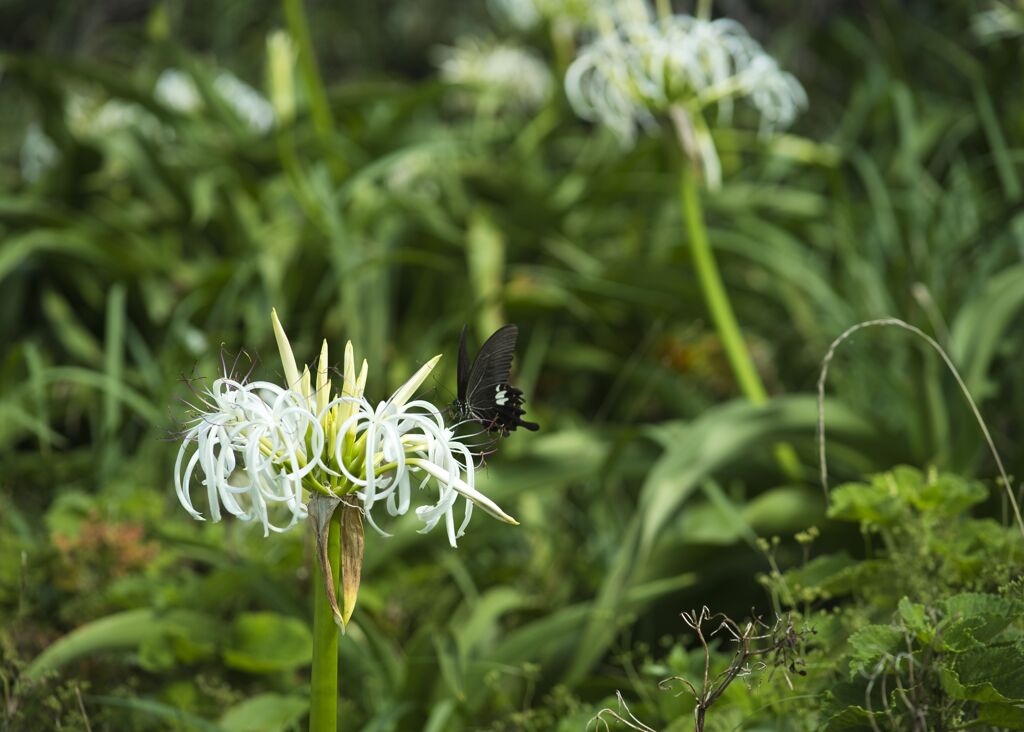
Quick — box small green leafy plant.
[596,466,1024,731]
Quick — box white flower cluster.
[19,123,58,183]
[489,0,649,31]
[19,67,274,183]
[565,14,806,158]
[156,69,275,134]
[174,311,516,545]
[437,39,553,111]
[175,377,317,534]
[972,1,1024,42]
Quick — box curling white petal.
[410,458,517,525]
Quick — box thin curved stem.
[816,317,1024,538]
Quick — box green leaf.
[941,593,1024,650]
[640,395,874,549]
[940,645,1024,703]
[828,467,986,526]
[139,611,221,671]
[782,553,858,601]
[25,609,214,680]
[222,612,313,673]
[455,587,530,658]
[847,624,905,676]
[742,486,824,533]
[950,264,1024,398]
[433,632,465,701]
[822,705,886,731]
[88,694,222,732]
[897,597,932,643]
[976,702,1024,729]
[220,694,309,732]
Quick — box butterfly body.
[452,324,539,435]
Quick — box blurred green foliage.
[2,0,1024,729]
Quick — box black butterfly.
[451,324,539,435]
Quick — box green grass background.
[2,0,1023,729]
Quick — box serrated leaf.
[976,702,1024,729]
[897,597,932,643]
[847,624,905,675]
[941,593,1023,650]
[823,705,885,731]
[940,645,1024,703]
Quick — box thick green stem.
[679,164,802,479]
[310,509,341,732]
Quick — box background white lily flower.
[565,12,807,186]
[437,39,553,111]
[489,0,649,32]
[156,68,275,133]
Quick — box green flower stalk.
[565,5,805,476]
[174,309,518,730]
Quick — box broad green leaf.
[950,264,1024,398]
[940,646,1024,703]
[847,624,905,676]
[783,553,857,599]
[976,702,1024,729]
[220,694,308,732]
[25,609,213,680]
[88,694,222,732]
[823,705,886,731]
[640,395,875,549]
[222,612,312,673]
[941,593,1023,649]
[897,597,932,642]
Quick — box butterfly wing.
[465,324,518,412]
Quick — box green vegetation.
[2,1,1024,730]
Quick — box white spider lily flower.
[490,0,649,31]
[565,13,806,186]
[19,123,58,182]
[564,22,664,145]
[437,39,553,111]
[155,69,202,113]
[174,377,321,536]
[489,0,542,29]
[155,68,275,134]
[174,309,518,545]
[972,1,1024,41]
[213,72,275,134]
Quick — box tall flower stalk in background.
[174,310,517,731]
[565,2,806,477]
